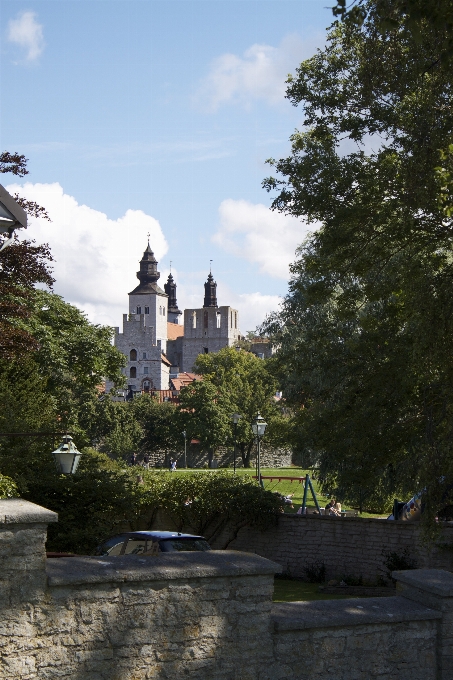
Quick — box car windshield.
[159,538,211,552]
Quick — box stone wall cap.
[393,568,453,596]
[0,498,58,525]
[271,595,441,632]
[47,550,282,586]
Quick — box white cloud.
[7,11,45,62]
[6,182,168,327]
[195,33,321,111]
[213,198,314,280]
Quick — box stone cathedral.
[106,241,241,395]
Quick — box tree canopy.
[262,1,453,522]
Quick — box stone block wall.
[2,498,453,679]
[143,443,293,470]
[225,513,453,581]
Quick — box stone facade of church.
[106,242,241,395]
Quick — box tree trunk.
[240,441,254,468]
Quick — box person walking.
[142,453,150,470]
[169,457,174,472]
[130,452,138,466]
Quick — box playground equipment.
[253,474,322,514]
[388,491,423,521]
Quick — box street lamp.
[51,435,83,475]
[182,431,187,468]
[0,184,27,252]
[230,413,241,474]
[251,412,267,488]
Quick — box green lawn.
[166,466,386,518]
[273,578,351,602]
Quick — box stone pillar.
[394,568,453,680]
[0,499,57,678]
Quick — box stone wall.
[143,443,293,469]
[225,513,453,581]
[2,498,453,679]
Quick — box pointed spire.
[164,270,182,321]
[129,241,165,295]
[203,269,217,308]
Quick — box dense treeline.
[262,0,453,526]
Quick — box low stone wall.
[143,444,292,470]
[224,513,453,581]
[2,499,453,679]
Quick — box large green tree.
[262,1,453,521]
[193,347,291,467]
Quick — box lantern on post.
[251,412,267,487]
[51,435,83,475]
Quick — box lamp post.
[0,184,27,252]
[182,430,187,468]
[251,412,267,488]
[230,413,241,473]
[51,435,83,475]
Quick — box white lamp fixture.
[251,412,267,438]
[0,184,27,252]
[52,435,83,475]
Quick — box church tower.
[128,241,168,350]
[106,241,171,396]
[203,272,217,308]
[164,272,182,324]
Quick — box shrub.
[302,561,326,583]
[0,474,18,499]
[382,548,418,580]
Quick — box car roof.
[117,531,206,540]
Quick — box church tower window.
[145,306,149,314]
[137,306,142,314]
[216,312,221,328]
[143,352,147,359]
[130,367,137,378]
[130,349,137,361]
[192,312,197,328]
[204,347,209,354]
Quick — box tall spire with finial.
[164,267,182,323]
[203,264,217,308]
[128,239,165,295]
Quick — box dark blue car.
[94,531,211,556]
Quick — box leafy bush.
[0,474,18,499]
[302,561,326,583]
[382,548,418,580]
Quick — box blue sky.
[1,0,331,331]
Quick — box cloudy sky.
[1,1,329,332]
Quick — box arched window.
[192,311,197,329]
[143,381,150,393]
[130,367,137,378]
[130,349,137,361]
[145,306,149,314]
[137,306,142,314]
[216,312,221,329]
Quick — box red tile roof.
[167,322,184,340]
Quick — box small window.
[145,306,149,314]
[204,347,209,354]
[130,367,137,378]
[137,306,142,314]
[216,312,221,329]
[144,367,149,374]
[143,381,150,393]
[143,352,147,359]
[130,349,137,361]
[235,312,237,329]
[204,310,208,328]
[163,307,166,316]
[159,306,161,315]
[192,312,197,329]
[231,311,233,328]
